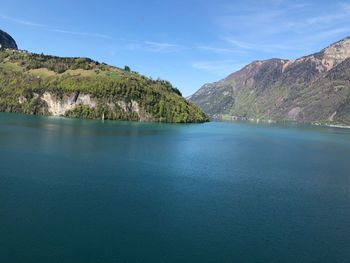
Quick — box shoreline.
[314,123,350,129]
[215,115,350,129]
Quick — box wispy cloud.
[224,37,302,53]
[0,14,112,39]
[0,14,45,27]
[186,1,350,77]
[212,1,350,55]
[126,41,185,53]
[192,60,245,75]
[197,45,246,54]
[50,29,112,39]
[308,27,350,42]
[305,5,350,25]
[216,2,308,35]
[340,2,350,11]
[0,13,186,53]
[145,41,185,52]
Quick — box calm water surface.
[1,113,350,263]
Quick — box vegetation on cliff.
[0,49,208,123]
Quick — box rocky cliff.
[190,37,350,125]
[0,30,18,49]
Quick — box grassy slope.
[0,49,208,123]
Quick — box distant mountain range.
[190,37,350,125]
[0,30,208,123]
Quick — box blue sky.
[1,0,350,96]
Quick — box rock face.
[0,30,18,49]
[190,37,350,125]
[40,92,97,116]
[35,91,152,121]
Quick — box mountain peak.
[315,36,350,71]
[323,36,350,55]
[0,29,18,49]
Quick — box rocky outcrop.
[0,30,18,49]
[37,91,151,120]
[116,100,152,121]
[190,36,350,125]
[41,92,97,116]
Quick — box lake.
[1,113,350,263]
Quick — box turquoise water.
[1,113,350,263]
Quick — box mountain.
[190,37,350,125]
[0,31,208,123]
[0,30,18,49]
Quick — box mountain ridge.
[190,36,350,125]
